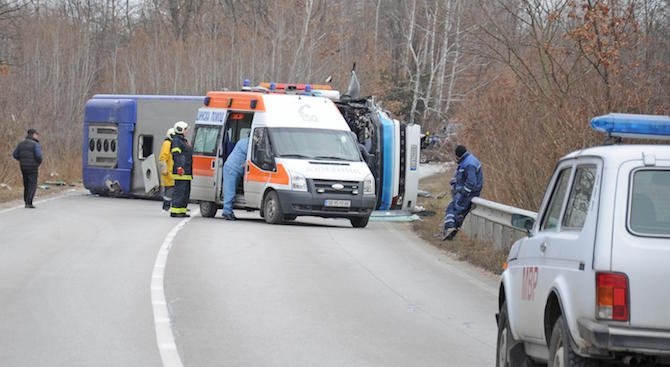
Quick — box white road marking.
[151,209,199,367]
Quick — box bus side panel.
[402,124,421,211]
[378,111,395,210]
[131,99,203,196]
[390,119,402,209]
[83,99,136,194]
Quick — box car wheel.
[263,191,284,224]
[350,215,370,228]
[549,316,599,367]
[199,201,218,218]
[497,301,538,367]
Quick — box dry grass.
[411,170,508,275]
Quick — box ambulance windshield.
[269,128,361,162]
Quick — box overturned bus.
[82,94,204,197]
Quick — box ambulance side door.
[219,112,253,202]
[245,127,274,208]
[191,120,225,202]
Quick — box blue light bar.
[590,113,670,140]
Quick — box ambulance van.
[190,90,377,227]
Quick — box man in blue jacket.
[13,128,43,208]
[221,137,249,220]
[442,145,483,240]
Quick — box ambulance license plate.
[324,199,351,208]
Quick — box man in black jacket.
[12,128,43,208]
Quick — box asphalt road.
[0,188,498,367]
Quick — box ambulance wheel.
[350,215,370,228]
[200,201,218,218]
[263,191,284,224]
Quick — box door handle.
[211,160,216,169]
[540,242,547,253]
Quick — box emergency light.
[590,113,670,140]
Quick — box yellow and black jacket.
[170,134,193,180]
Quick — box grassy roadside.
[411,170,508,275]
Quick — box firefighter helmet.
[166,127,175,138]
[174,121,188,134]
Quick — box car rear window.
[629,169,670,237]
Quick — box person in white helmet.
[159,127,176,212]
[170,121,193,217]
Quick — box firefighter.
[221,137,250,220]
[159,128,175,212]
[170,121,193,218]
[442,145,483,240]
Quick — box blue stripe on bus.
[378,111,395,210]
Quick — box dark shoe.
[443,228,459,241]
[221,213,236,221]
[441,226,458,241]
[170,213,190,218]
[25,204,35,209]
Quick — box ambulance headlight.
[291,173,307,192]
[363,174,375,195]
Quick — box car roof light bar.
[590,113,670,141]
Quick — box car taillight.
[596,272,629,321]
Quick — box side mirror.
[511,214,535,236]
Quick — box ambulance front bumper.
[275,190,376,219]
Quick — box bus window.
[138,135,153,160]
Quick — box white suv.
[496,114,670,366]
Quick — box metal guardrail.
[461,197,537,251]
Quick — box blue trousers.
[444,192,477,229]
[222,164,243,215]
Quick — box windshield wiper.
[313,156,349,161]
[278,153,312,159]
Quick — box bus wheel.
[200,201,218,218]
[263,191,284,224]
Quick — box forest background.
[0,0,668,210]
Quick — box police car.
[496,114,670,366]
